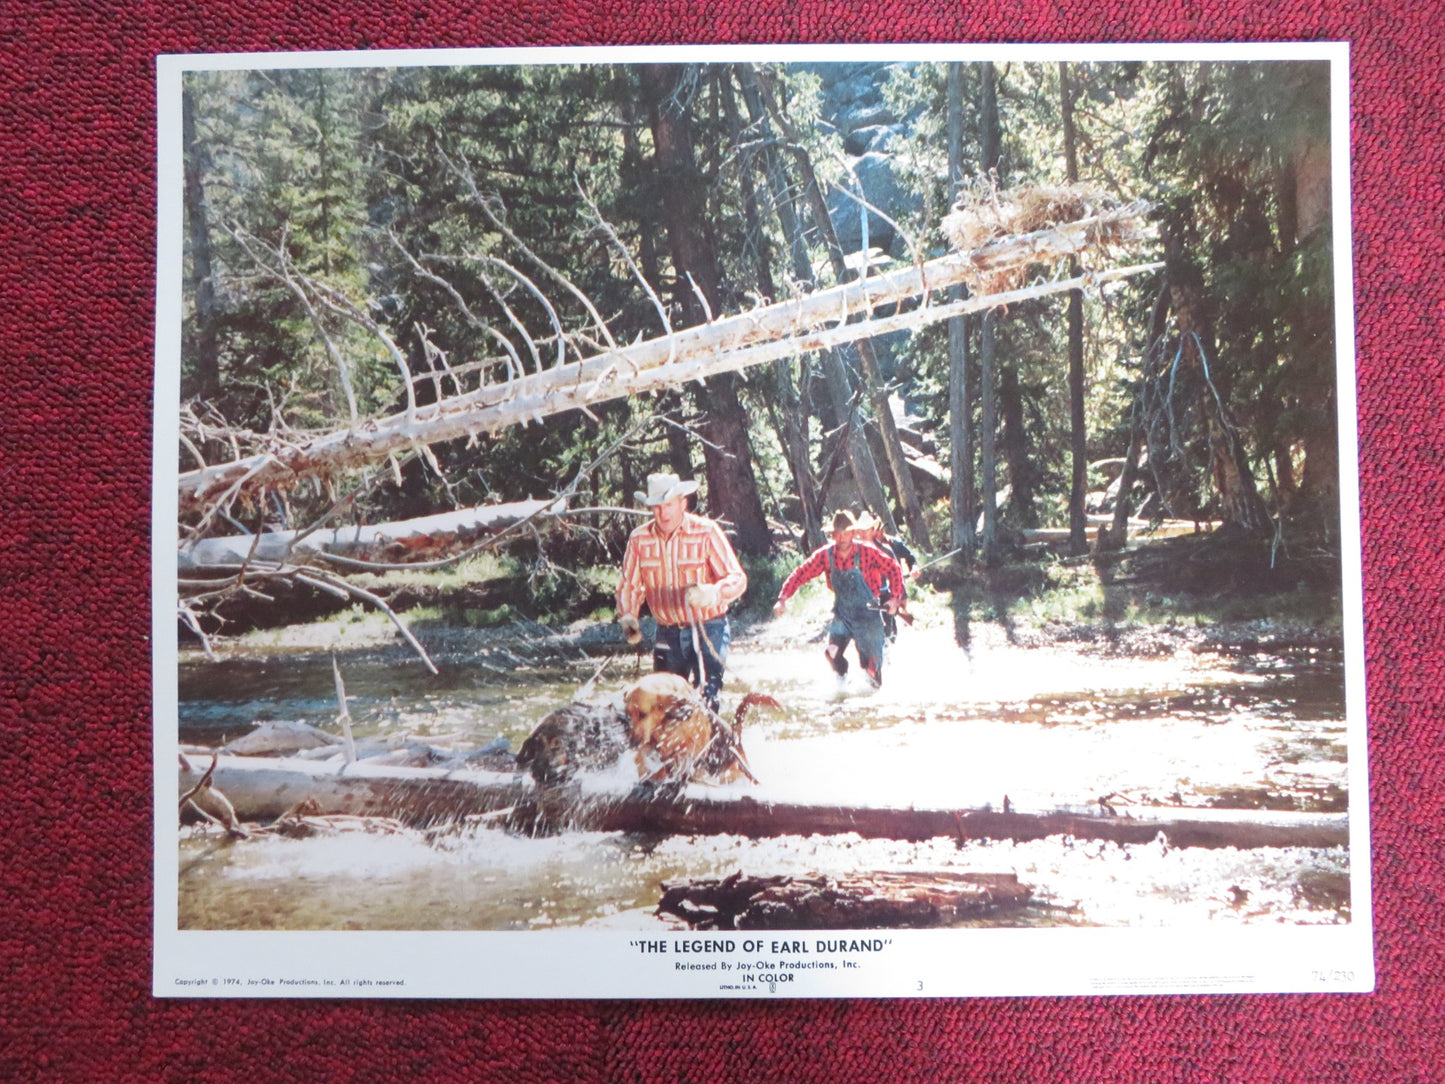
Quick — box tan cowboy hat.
[635,471,699,506]
[830,509,858,534]
[851,511,883,533]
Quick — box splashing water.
[177,614,1349,930]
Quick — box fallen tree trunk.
[514,788,1349,850]
[179,497,568,569]
[182,755,1350,850]
[656,870,1033,930]
[179,205,1155,516]
[179,754,527,828]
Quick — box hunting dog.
[623,672,777,785]
[516,700,630,785]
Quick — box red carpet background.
[2,3,1441,1081]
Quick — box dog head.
[516,701,629,785]
[624,671,699,749]
[516,714,574,785]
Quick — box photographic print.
[154,43,1371,997]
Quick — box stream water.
[176,611,1354,931]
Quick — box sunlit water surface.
[177,614,1351,930]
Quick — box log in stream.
[656,870,1035,930]
[180,754,1350,850]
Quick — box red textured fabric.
[1,3,1440,1081]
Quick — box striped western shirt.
[617,512,748,627]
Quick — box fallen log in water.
[179,754,527,828]
[656,870,1034,930]
[513,789,1350,850]
[180,755,1350,849]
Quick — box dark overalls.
[825,546,887,686]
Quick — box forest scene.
[171,56,1355,935]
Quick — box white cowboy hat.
[851,511,883,533]
[635,472,699,506]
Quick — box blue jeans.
[653,616,730,710]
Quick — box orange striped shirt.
[617,512,747,627]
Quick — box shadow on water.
[949,580,972,655]
[942,560,1049,648]
[946,563,1040,652]
[174,527,1356,932]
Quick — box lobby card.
[154,42,1371,998]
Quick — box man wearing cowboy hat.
[853,511,917,642]
[617,472,748,712]
[772,509,904,689]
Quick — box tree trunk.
[657,871,1032,929]
[1210,416,1272,533]
[721,72,824,548]
[748,66,931,551]
[764,372,825,549]
[696,378,772,554]
[736,65,892,533]
[979,312,999,562]
[1061,63,1089,556]
[976,68,1031,535]
[1297,390,1338,503]
[641,64,771,555]
[1278,148,1338,506]
[1000,360,1035,526]
[978,63,1002,563]
[1109,411,1144,548]
[178,497,579,569]
[660,393,696,480]
[182,85,220,398]
[946,63,975,559]
[1169,275,1271,534]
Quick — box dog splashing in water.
[515,699,631,786]
[515,676,778,793]
[623,672,777,786]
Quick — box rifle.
[912,547,965,574]
[873,587,914,626]
[869,604,915,626]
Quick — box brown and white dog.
[623,672,777,785]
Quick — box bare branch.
[576,180,671,353]
[295,569,438,673]
[442,148,620,352]
[228,225,360,424]
[332,655,357,764]
[307,279,418,423]
[178,752,219,808]
[387,232,525,384]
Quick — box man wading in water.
[617,472,747,713]
[772,510,905,690]
[854,512,917,643]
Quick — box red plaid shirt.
[617,513,747,627]
[777,541,904,603]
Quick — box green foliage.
[1141,61,1336,516]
